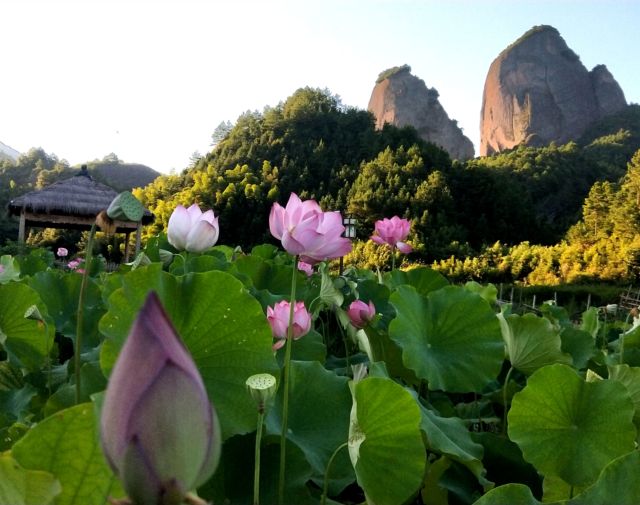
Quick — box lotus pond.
[1,216,640,504]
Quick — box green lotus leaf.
[356,279,394,326]
[0,283,52,371]
[106,191,144,222]
[99,264,278,440]
[421,406,489,488]
[349,377,425,505]
[473,432,541,495]
[229,255,309,309]
[267,361,353,493]
[43,362,106,417]
[0,453,61,505]
[498,312,571,375]
[539,303,571,329]
[0,383,37,424]
[569,451,640,505]
[389,285,504,392]
[0,255,20,284]
[560,327,595,370]
[508,364,636,487]
[580,307,600,338]
[464,281,497,305]
[201,433,315,505]
[608,364,640,421]
[28,271,105,350]
[11,403,124,505]
[543,475,584,502]
[387,266,448,296]
[472,484,548,505]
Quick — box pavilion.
[7,165,154,261]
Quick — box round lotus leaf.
[499,312,571,375]
[508,364,636,487]
[389,285,503,392]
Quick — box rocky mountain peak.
[0,141,20,162]
[480,25,627,156]
[368,65,474,160]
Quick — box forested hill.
[135,88,640,268]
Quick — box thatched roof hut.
[8,165,154,260]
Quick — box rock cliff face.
[480,25,626,156]
[368,65,475,160]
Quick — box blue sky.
[2,0,638,173]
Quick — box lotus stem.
[75,222,96,404]
[321,441,349,505]
[502,366,514,433]
[43,318,51,396]
[253,410,265,505]
[278,255,298,505]
[620,311,632,364]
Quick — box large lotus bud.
[267,300,311,351]
[167,204,219,253]
[347,300,376,329]
[101,292,220,505]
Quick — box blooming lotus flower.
[347,300,376,329]
[57,247,68,257]
[297,261,314,277]
[168,204,219,253]
[101,293,220,505]
[371,216,412,254]
[67,258,84,270]
[269,193,352,264]
[267,300,311,351]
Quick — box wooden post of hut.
[123,231,132,263]
[18,207,26,243]
[135,221,142,255]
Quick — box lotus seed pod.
[246,373,277,413]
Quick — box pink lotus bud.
[269,193,352,264]
[371,216,413,254]
[101,293,221,505]
[168,204,220,253]
[57,247,68,257]
[267,300,311,351]
[347,300,376,328]
[0,265,4,275]
[297,261,314,277]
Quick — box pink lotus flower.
[101,293,220,504]
[67,258,84,270]
[267,300,311,351]
[347,300,376,328]
[297,261,314,277]
[57,247,68,257]
[269,193,352,264]
[168,204,220,253]
[371,216,412,254]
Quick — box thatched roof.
[8,166,154,230]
